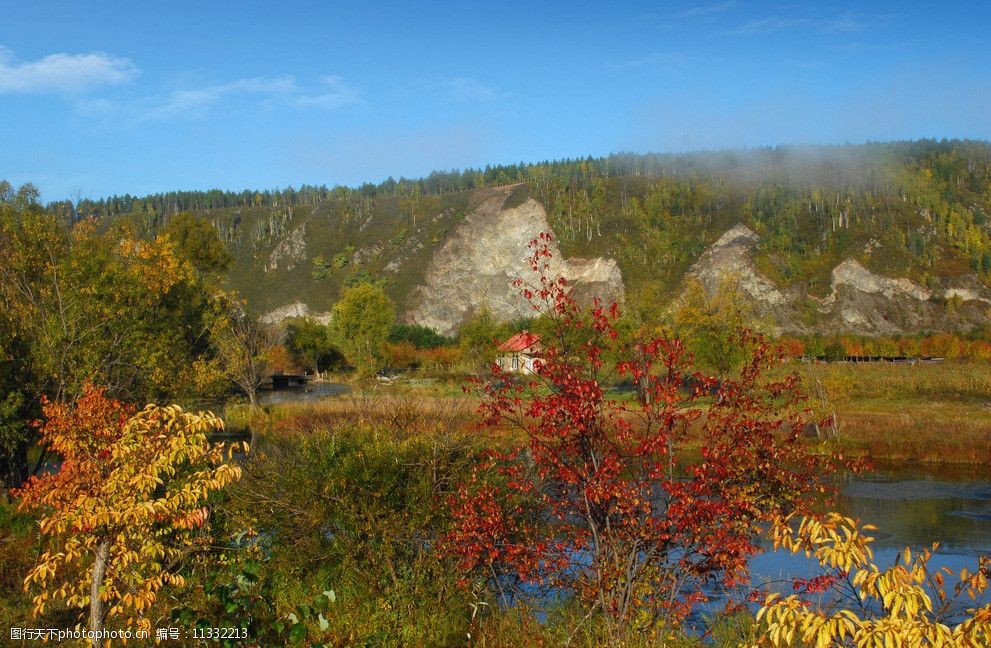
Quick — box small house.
[497,331,541,374]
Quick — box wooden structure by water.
[805,355,945,364]
[268,373,312,389]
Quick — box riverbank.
[798,360,991,465]
[229,369,990,645]
[275,359,991,466]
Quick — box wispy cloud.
[821,13,866,34]
[442,76,496,100]
[294,75,360,108]
[79,74,359,122]
[414,76,497,101]
[733,12,866,35]
[678,1,737,18]
[602,52,688,72]
[732,17,812,34]
[0,46,138,94]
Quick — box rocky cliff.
[405,187,624,336]
[687,224,991,335]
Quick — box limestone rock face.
[819,260,932,334]
[689,224,788,306]
[829,259,931,302]
[687,223,991,335]
[266,224,307,272]
[405,188,624,336]
[260,302,332,326]
[944,287,991,305]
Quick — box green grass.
[791,360,991,465]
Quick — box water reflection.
[752,463,991,594]
[256,382,351,405]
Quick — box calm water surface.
[256,381,351,405]
[754,464,991,581]
[726,463,991,629]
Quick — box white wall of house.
[498,353,538,374]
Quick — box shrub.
[758,513,991,646]
[443,235,843,644]
[223,418,480,646]
[388,323,454,349]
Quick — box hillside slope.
[101,141,991,335]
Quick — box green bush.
[216,419,479,646]
[388,323,454,349]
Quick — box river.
[721,463,991,629]
[256,381,351,405]
[754,463,991,579]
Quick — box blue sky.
[1,1,989,201]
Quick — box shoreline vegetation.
[243,357,990,467]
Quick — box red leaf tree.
[443,234,842,643]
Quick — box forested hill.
[71,140,991,332]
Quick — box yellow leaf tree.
[757,512,991,647]
[17,385,243,646]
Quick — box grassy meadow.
[272,358,991,467]
[794,360,991,465]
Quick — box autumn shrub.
[266,344,295,374]
[799,333,991,361]
[383,340,420,370]
[757,513,991,646]
[778,336,805,358]
[442,235,844,645]
[920,333,964,359]
[417,345,462,374]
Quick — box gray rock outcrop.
[405,187,624,336]
[687,223,991,335]
[260,302,332,326]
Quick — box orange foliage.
[777,337,805,357]
[383,341,419,369]
[17,385,242,636]
[417,346,460,372]
[381,343,461,372]
[921,333,964,358]
[266,344,295,374]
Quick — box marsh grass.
[792,361,991,464]
[238,359,990,467]
[803,360,991,402]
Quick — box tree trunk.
[247,392,258,450]
[89,538,111,647]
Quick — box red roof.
[498,331,540,353]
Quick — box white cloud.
[437,76,496,101]
[0,46,138,93]
[87,74,360,121]
[733,13,866,35]
[412,76,497,101]
[294,75,360,108]
[602,52,688,72]
[732,17,813,34]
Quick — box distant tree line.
[63,139,991,219]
